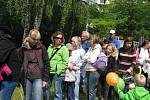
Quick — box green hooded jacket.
[47,44,69,76]
[118,86,150,100]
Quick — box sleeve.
[131,49,136,68]
[8,48,21,80]
[76,49,86,67]
[0,40,14,64]
[118,90,126,99]
[117,49,121,67]
[89,48,101,63]
[42,45,50,82]
[111,57,117,71]
[58,46,69,75]
[118,89,134,100]
[18,47,24,64]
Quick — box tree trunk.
[22,0,30,41]
[69,0,75,42]
[34,0,45,30]
[59,0,71,30]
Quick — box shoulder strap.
[148,49,150,58]
[136,48,141,60]
[49,45,63,61]
[139,48,141,54]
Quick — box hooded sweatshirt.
[0,30,21,80]
[118,86,150,100]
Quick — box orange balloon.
[106,72,119,86]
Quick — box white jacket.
[65,47,85,82]
[84,44,102,71]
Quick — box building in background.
[83,0,111,4]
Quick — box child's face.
[106,46,113,54]
[71,39,76,47]
[125,41,132,48]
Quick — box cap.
[110,30,116,34]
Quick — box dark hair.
[51,31,65,43]
[103,39,110,44]
[140,40,149,47]
[123,37,134,48]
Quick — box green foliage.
[1,0,149,43]
[112,0,150,38]
[90,19,116,36]
[88,0,150,40]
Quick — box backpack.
[92,53,108,71]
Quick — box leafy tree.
[112,0,150,39]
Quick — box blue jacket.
[82,40,90,52]
[111,39,121,49]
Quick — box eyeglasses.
[55,37,63,40]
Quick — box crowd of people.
[0,26,150,100]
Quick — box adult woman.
[84,34,102,100]
[47,31,69,100]
[20,29,50,100]
[102,44,117,100]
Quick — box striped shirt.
[118,47,136,70]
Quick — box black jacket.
[0,31,21,81]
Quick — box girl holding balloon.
[101,43,118,100]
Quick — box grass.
[11,84,87,100]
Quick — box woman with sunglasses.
[47,31,69,100]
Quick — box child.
[116,74,150,100]
[64,43,80,100]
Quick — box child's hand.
[126,67,132,73]
[87,59,91,63]
[68,63,74,70]
[129,83,135,89]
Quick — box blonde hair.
[134,74,146,86]
[22,37,31,49]
[71,36,81,49]
[66,43,73,51]
[28,29,41,40]
[22,29,41,49]
[90,34,100,48]
[106,43,118,57]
